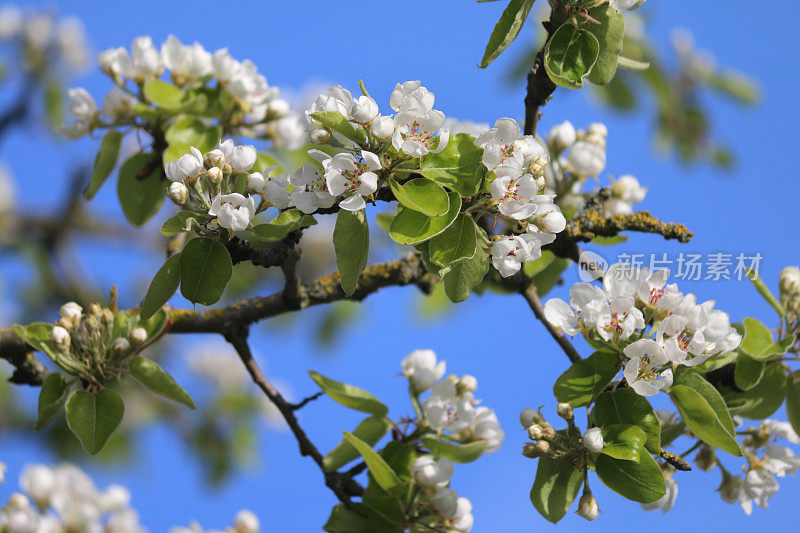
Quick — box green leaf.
[734,351,765,391]
[670,381,741,456]
[592,388,660,454]
[143,79,185,110]
[442,244,490,303]
[323,504,383,533]
[164,117,221,163]
[585,5,625,85]
[35,373,70,431]
[343,432,403,496]
[117,153,166,226]
[389,191,460,245]
[334,209,369,296]
[744,270,784,315]
[65,389,125,455]
[389,178,449,216]
[310,111,366,144]
[252,209,317,241]
[599,424,646,462]
[479,0,536,68]
[429,215,478,267]
[740,317,794,360]
[529,456,583,523]
[141,253,179,320]
[786,373,800,438]
[128,357,195,409]
[179,238,232,306]
[421,436,486,463]
[544,24,600,89]
[730,363,788,419]
[84,130,123,200]
[323,416,392,472]
[309,370,388,416]
[553,351,619,407]
[595,449,666,504]
[420,134,485,197]
[161,211,201,236]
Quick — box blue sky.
[2,0,800,531]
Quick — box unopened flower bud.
[113,337,131,353]
[535,175,546,189]
[586,122,608,138]
[206,166,223,185]
[168,182,189,205]
[585,133,606,148]
[234,509,260,533]
[59,302,83,326]
[309,127,330,145]
[102,309,115,328]
[583,427,604,453]
[547,120,576,153]
[370,115,395,140]
[540,426,556,440]
[130,327,147,345]
[520,408,543,429]
[205,149,225,169]
[522,443,540,458]
[50,326,71,350]
[458,374,478,393]
[247,172,266,195]
[89,303,103,317]
[528,424,543,440]
[695,445,716,472]
[536,440,550,454]
[717,472,742,504]
[528,155,548,177]
[577,492,600,521]
[350,95,379,124]
[266,99,290,120]
[556,402,574,420]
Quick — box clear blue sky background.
[2,1,800,531]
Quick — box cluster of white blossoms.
[0,5,89,71]
[473,118,566,278]
[545,120,648,216]
[61,34,305,148]
[402,350,505,453]
[544,263,741,396]
[411,455,474,532]
[718,419,800,515]
[779,266,800,324]
[0,461,261,533]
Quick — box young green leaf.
[161,211,201,236]
[595,449,666,504]
[164,117,221,163]
[35,373,70,431]
[744,269,784,315]
[479,0,536,68]
[252,210,317,241]
[544,24,600,89]
[786,373,800,438]
[84,129,123,200]
[140,253,181,320]
[442,244,490,303]
[599,424,646,462]
[420,134,485,197]
[334,209,369,296]
[529,456,583,523]
[323,416,392,472]
[179,238,233,306]
[143,79,185,110]
[669,383,741,456]
[552,351,619,407]
[389,178,449,217]
[729,363,788,419]
[65,389,125,455]
[734,351,766,391]
[117,152,166,226]
[310,111,366,144]
[740,317,795,360]
[429,215,478,268]
[421,436,486,464]
[128,357,195,409]
[389,191,460,245]
[309,370,388,416]
[342,432,404,496]
[585,4,625,85]
[592,388,661,454]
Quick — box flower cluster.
[0,5,89,72]
[402,350,505,453]
[718,419,800,515]
[471,118,566,278]
[61,34,305,148]
[0,461,261,533]
[411,455,474,532]
[545,120,648,216]
[544,263,741,396]
[780,266,800,325]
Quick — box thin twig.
[519,277,582,364]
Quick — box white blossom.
[490,173,540,220]
[565,140,606,177]
[306,85,353,121]
[261,171,292,210]
[401,349,446,393]
[432,487,459,518]
[50,326,70,348]
[289,158,336,214]
[233,510,260,533]
[208,193,257,232]
[162,35,212,81]
[623,339,673,396]
[129,36,164,79]
[547,120,576,153]
[450,497,474,532]
[472,407,504,453]
[59,302,83,325]
[423,381,476,433]
[391,81,449,157]
[324,151,381,211]
[168,182,189,205]
[412,455,454,488]
[165,147,204,183]
[350,95,379,124]
[491,235,532,278]
[273,114,306,149]
[370,115,395,140]
[218,140,257,172]
[583,427,604,453]
[577,493,600,520]
[102,87,137,121]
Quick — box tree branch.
[523,45,557,137]
[223,325,363,505]
[516,275,582,364]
